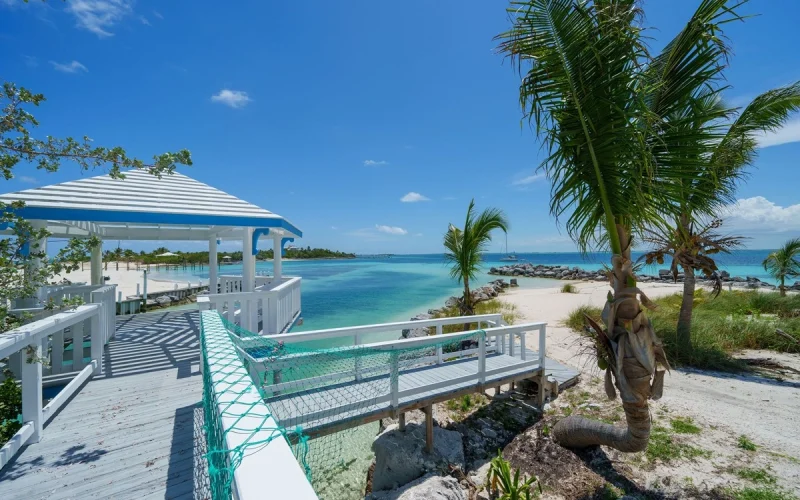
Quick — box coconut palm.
[497,0,750,452]
[444,199,509,316]
[763,238,800,296]
[643,77,800,352]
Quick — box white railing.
[0,304,107,470]
[239,315,547,406]
[200,310,317,500]
[198,277,302,335]
[218,275,275,294]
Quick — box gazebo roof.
[0,170,302,241]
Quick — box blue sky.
[2,0,799,254]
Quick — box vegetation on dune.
[486,450,541,500]
[762,238,800,297]
[443,199,509,317]
[434,299,521,334]
[566,290,800,371]
[560,283,577,294]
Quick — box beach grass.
[564,290,800,371]
[435,299,521,334]
[561,283,578,294]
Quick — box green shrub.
[486,450,541,499]
[435,299,521,333]
[670,417,701,435]
[562,290,800,371]
[561,283,578,294]
[738,435,758,451]
[0,371,22,446]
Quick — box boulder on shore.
[366,474,465,500]
[371,423,465,492]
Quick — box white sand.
[502,279,800,489]
[54,263,200,298]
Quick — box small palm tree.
[763,238,800,296]
[642,219,743,352]
[444,199,509,316]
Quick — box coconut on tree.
[443,199,509,317]
[763,238,800,296]
[496,0,761,452]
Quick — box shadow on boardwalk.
[0,311,209,500]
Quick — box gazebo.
[0,170,302,309]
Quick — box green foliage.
[738,435,758,451]
[444,199,509,315]
[486,450,540,500]
[1,82,191,180]
[564,290,800,371]
[646,425,710,463]
[560,283,577,294]
[735,468,776,485]
[670,417,701,435]
[732,487,797,500]
[434,299,520,334]
[0,371,22,445]
[763,238,800,295]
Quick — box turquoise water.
[151,250,778,331]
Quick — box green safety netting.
[200,310,486,499]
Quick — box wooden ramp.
[0,311,206,500]
[267,349,579,440]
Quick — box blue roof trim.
[251,228,270,256]
[11,206,303,238]
[280,237,294,257]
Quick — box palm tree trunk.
[676,265,695,353]
[462,279,473,330]
[780,277,786,297]
[553,224,657,453]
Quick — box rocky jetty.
[401,279,511,339]
[488,263,787,291]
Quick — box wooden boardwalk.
[268,349,578,439]
[0,311,207,500]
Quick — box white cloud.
[23,55,38,68]
[400,192,430,203]
[17,176,37,184]
[152,10,163,19]
[211,89,252,109]
[364,160,388,166]
[50,60,88,73]
[414,233,423,237]
[512,173,545,186]
[331,226,338,230]
[66,0,133,38]
[375,224,407,235]
[756,119,800,149]
[720,196,800,233]
[442,196,456,201]
[139,15,150,26]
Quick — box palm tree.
[497,0,748,452]
[643,78,800,352]
[444,199,509,317]
[642,219,742,352]
[763,238,800,296]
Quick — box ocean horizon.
[150,250,779,333]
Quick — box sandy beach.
[53,264,202,298]
[502,280,800,492]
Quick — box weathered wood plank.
[0,311,204,500]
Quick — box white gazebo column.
[208,236,218,294]
[242,227,255,292]
[90,238,103,286]
[273,236,282,281]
